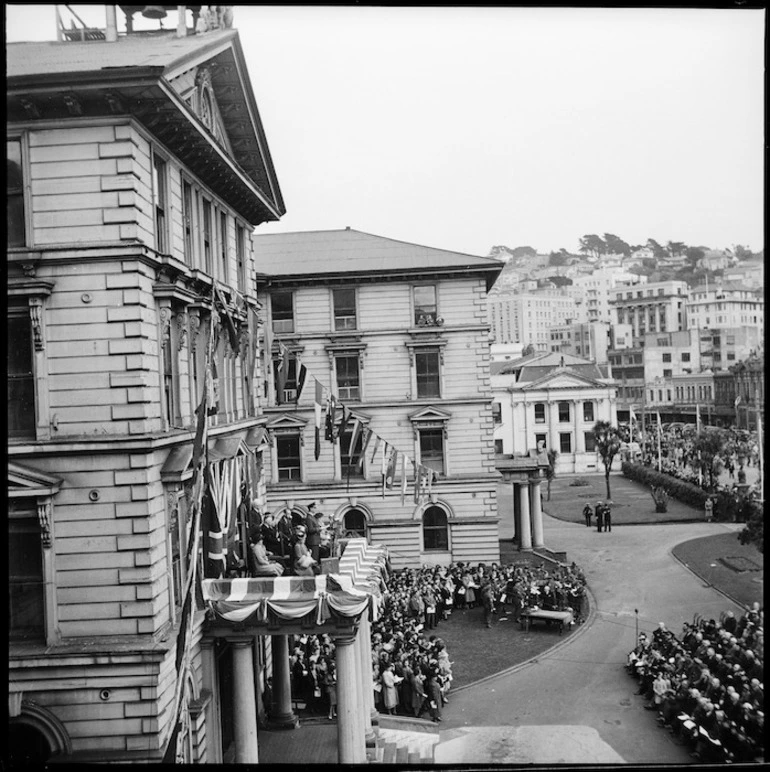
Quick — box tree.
[548,251,569,266]
[603,233,631,256]
[510,246,537,260]
[685,246,705,265]
[593,421,622,499]
[646,239,668,259]
[579,234,606,258]
[666,241,686,257]
[738,498,763,553]
[693,428,727,492]
[545,449,558,501]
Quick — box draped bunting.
[202,539,388,627]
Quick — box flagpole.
[756,388,763,502]
[656,411,662,472]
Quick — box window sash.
[219,211,228,282]
[153,155,168,253]
[414,285,437,325]
[9,516,45,640]
[534,403,546,423]
[584,432,596,452]
[7,311,35,438]
[559,433,572,453]
[272,292,294,334]
[7,138,26,248]
[333,288,357,330]
[415,351,440,398]
[202,199,213,274]
[419,429,445,475]
[558,402,570,422]
[236,224,246,291]
[335,355,360,401]
[182,181,194,265]
[276,434,301,480]
[423,508,448,551]
[582,402,594,422]
[340,429,364,478]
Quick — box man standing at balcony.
[305,502,323,562]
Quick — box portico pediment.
[8,462,62,498]
[408,405,452,423]
[266,413,308,431]
[521,371,607,391]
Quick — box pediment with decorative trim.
[8,462,62,498]
[266,413,308,431]
[408,406,452,423]
[520,370,608,391]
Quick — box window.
[159,306,182,428]
[419,428,445,476]
[276,433,301,481]
[662,353,671,363]
[492,402,502,424]
[9,507,44,640]
[340,426,364,479]
[559,433,572,453]
[273,353,297,404]
[558,402,570,422]
[494,439,504,454]
[681,352,691,362]
[333,288,357,331]
[167,491,188,621]
[236,223,246,292]
[414,285,437,326]
[343,509,367,538]
[535,434,547,452]
[415,350,441,398]
[584,432,596,452]
[663,369,672,378]
[8,308,35,439]
[422,506,448,551]
[272,291,294,334]
[7,137,26,248]
[335,355,360,401]
[534,403,546,423]
[218,211,228,282]
[582,402,594,422]
[152,155,168,254]
[202,199,213,274]
[726,352,736,361]
[182,180,194,266]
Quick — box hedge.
[621,462,710,510]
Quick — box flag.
[314,379,324,460]
[296,363,308,403]
[370,434,382,465]
[348,418,362,458]
[734,395,742,409]
[276,343,290,402]
[325,395,338,443]
[656,411,663,473]
[385,448,398,490]
[413,463,423,504]
[339,404,352,439]
[696,403,702,433]
[358,427,372,470]
[400,455,408,506]
[380,442,390,498]
[214,283,240,353]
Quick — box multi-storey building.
[6,7,299,764]
[254,228,504,569]
[698,326,763,372]
[572,268,644,323]
[609,279,689,343]
[488,290,577,349]
[549,320,612,363]
[732,353,765,431]
[491,352,617,474]
[685,282,764,342]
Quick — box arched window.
[422,506,448,552]
[343,509,367,538]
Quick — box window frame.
[236,222,247,293]
[343,508,368,539]
[275,431,303,482]
[271,291,295,334]
[7,135,29,249]
[413,284,438,326]
[582,401,594,423]
[534,403,546,424]
[338,423,366,481]
[152,151,169,255]
[422,505,449,552]
[559,432,572,453]
[584,432,596,452]
[201,196,213,275]
[418,426,446,477]
[8,304,37,439]
[414,348,442,399]
[558,401,571,423]
[182,177,195,266]
[218,209,229,282]
[332,287,357,331]
[334,353,361,401]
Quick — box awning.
[202,538,389,627]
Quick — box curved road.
[435,513,746,765]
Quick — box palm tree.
[545,449,558,501]
[593,420,622,500]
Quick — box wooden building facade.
[254,229,504,569]
[7,9,285,764]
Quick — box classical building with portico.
[491,352,618,476]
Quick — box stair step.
[407,750,421,765]
[395,744,409,764]
[382,741,397,764]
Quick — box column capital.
[334,633,357,647]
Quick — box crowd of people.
[274,558,588,724]
[626,605,764,763]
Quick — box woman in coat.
[410,663,427,718]
[424,663,443,722]
[381,662,399,715]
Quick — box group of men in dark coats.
[583,501,612,532]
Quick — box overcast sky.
[5,5,765,257]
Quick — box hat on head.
[295,525,307,536]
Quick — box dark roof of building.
[491,352,609,383]
[6,29,237,78]
[253,229,504,280]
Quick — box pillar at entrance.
[512,482,520,545]
[531,479,544,549]
[231,641,259,763]
[357,613,378,745]
[518,483,532,551]
[200,639,223,763]
[335,633,366,764]
[270,634,298,729]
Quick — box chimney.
[105,5,118,42]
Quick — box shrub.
[569,478,591,487]
[621,462,709,509]
[650,486,669,513]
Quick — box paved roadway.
[435,513,747,765]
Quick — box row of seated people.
[627,606,764,763]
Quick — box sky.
[5,5,766,257]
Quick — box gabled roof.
[253,229,504,286]
[491,352,610,385]
[519,368,611,391]
[7,30,284,224]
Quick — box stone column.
[269,634,297,728]
[199,639,223,763]
[352,626,370,748]
[517,483,532,551]
[512,482,520,545]
[549,400,560,454]
[530,479,544,549]
[335,633,366,764]
[231,640,259,763]
[358,612,379,740]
